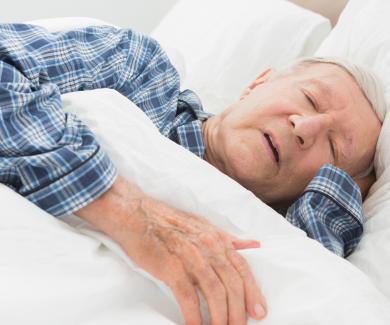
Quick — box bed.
[1,0,390,324]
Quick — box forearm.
[75,176,145,243]
[0,54,118,217]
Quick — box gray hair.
[277,56,388,178]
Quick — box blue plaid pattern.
[0,23,183,216]
[286,164,363,257]
[0,24,363,256]
[169,89,213,157]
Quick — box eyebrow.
[308,78,334,105]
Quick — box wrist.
[75,175,147,242]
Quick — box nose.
[288,114,331,149]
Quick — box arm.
[75,176,267,324]
[0,57,117,216]
[0,23,178,214]
[0,23,180,121]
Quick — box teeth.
[269,135,276,149]
[266,134,276,150]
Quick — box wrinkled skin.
[76,176,267,325]
[202,63,381,207]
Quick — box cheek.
[224,134,261,179]
[221,129,274,183]
[288,148,333,185]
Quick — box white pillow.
[152,0,331,114]
[315,0,390,299]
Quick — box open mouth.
[264,133,280,163]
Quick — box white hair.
[277,56,388,178]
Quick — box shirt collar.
[175,90,213,158]
[178,89,213,121]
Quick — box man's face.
[204,63,382,205]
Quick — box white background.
[0,0,348,34]
[0,0,179,34]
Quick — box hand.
[120,195,267,324]
[76,177,267,324]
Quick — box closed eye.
[303,90,317,111]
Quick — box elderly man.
[0,24,384,324]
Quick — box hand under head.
[202,57,384,207]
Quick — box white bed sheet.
[2,89,389,324]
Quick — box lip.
[261,131,281,164]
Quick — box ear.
[240,68,274,100]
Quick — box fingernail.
[254,303,265,318]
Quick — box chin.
[251,186,274,203]
[222,144,261,179]
[225,155,259,184]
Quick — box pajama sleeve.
[0,23,180,216]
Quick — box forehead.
[293,62,356,88]
[275,63,360,107]
[285,63,365,115]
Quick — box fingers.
[232,239,261,250]
[196,232,248,325]
[179,241,229,325]
[153,207,265,323]
[222,232,261,250]
[195,265,229,325]
[172,237,266,324]
[219,232,266,319]
[149,236,204,325]
[227,249,267,320]
[169,270,202,325]
[209,255,247,324]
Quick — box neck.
[201,118,212,163]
